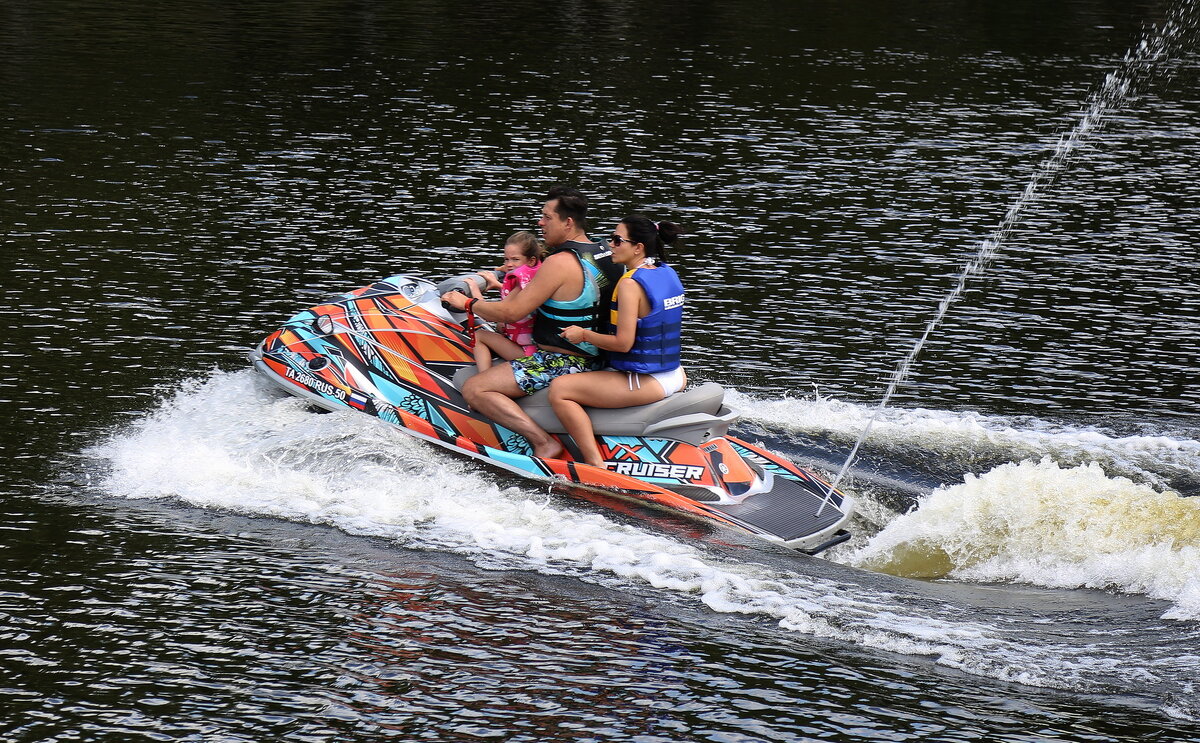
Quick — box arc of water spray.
[815,7,1192,514]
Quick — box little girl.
[469,231,545,370]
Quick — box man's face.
[538,199,570,247]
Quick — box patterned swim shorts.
[510,350,602,396]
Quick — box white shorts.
[608,366,686,399]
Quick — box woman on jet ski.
[550,216,687,467]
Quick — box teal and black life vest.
[531,241,621,357]
[608,264,684,374]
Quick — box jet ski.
[249,273,853,554]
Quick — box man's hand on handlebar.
[441,291,470,311]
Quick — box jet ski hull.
[250,275,852,554]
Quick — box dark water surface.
[5,1,1200,740]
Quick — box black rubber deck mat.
[714,475,846,542]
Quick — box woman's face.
[607,224,643,265]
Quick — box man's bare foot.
[532,439,563,460]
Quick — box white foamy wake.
[727,389,1200,619]
[85,370,1174,692]
[849,459,1200,620]
[726,387,1200,491]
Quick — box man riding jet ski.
[440,185,625,460]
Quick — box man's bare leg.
[462,364,563,459]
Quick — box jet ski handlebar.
[435,270,505,310]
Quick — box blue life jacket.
[608,264,684,374]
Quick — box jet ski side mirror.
[312,314,336,335]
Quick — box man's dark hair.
[547,185,588,229]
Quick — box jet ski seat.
[451,367,739,445]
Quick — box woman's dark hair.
[547,184,588,229]
[620,216,683,264]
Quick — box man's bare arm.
[443,251,574,323]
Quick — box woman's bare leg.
[548,371,665,467]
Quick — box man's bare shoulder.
[542,250,577,266]
[531,251,576,278]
